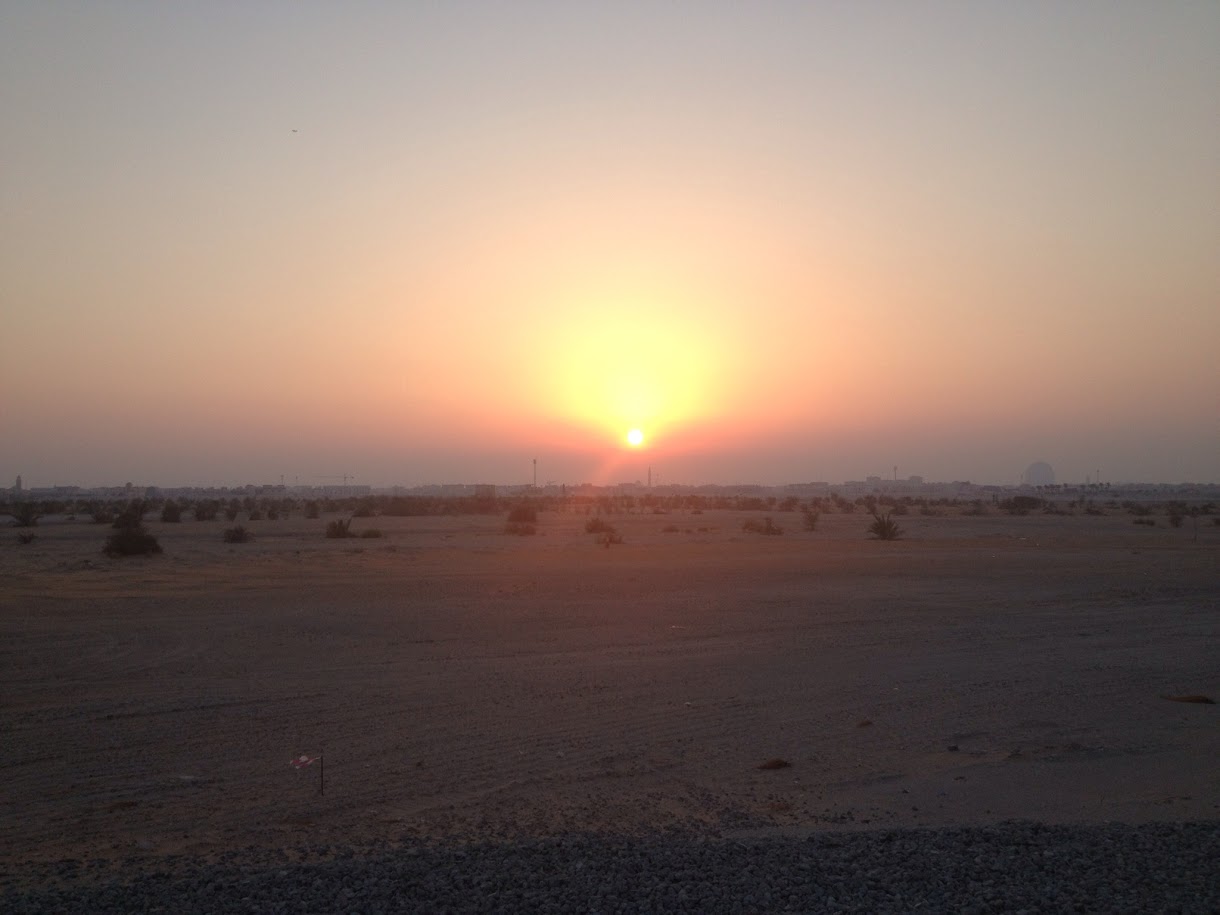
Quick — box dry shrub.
[104,525,162,557]
[742,517,783,535]
[507,504,538,524]
[325,518,352,539]
[223,525,252,544]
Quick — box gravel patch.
[3,821,1217,914]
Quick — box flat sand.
[2,507,1216,867]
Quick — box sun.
[626,428,645,447]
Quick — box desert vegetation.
[223,525,253,543]
[104,506,162,556]
[867,512,903,541]
[5,502,41,527]
[742,517,783,535]
[325,518,353,539]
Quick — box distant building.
[1023,461,1055,486]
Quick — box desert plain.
[1,504,1216,873]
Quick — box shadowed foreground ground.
[2,508,1216,893]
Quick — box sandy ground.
[1,506,1216,868]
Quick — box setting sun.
[626,428,644,447]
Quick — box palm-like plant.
[867,511,903,541]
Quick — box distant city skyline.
[3,4,1217,490]
[6,454,1213,493]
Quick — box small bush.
[867,512,903,541]
[112,502,147,531]
[585,517,615,534]
[359,528,383,539]
[353,501,376,518]
[507,504,538,524]
[247,510,263,521]
[160,502,183,523]
[503,522,536,536]
[325,518,352,539]
[598,530,623,548]
[104,525,162,557]
[194,501,218,521]
[223,525,252,543]
[801,510,820,531]
[1133,518,1156,527]
[92,509,115,524]
[1168,512,1184,528]
[8,502,41,527]
[16,532,36,545]
[742,517,783,535]
[224,507,239,522]
[304,501,320,520]
[1000,495,1043,515]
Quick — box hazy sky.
[3,2,1217,488]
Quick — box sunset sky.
[3,3,1217,488]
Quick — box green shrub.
[223,525,252,543]
[867,512,903,541]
